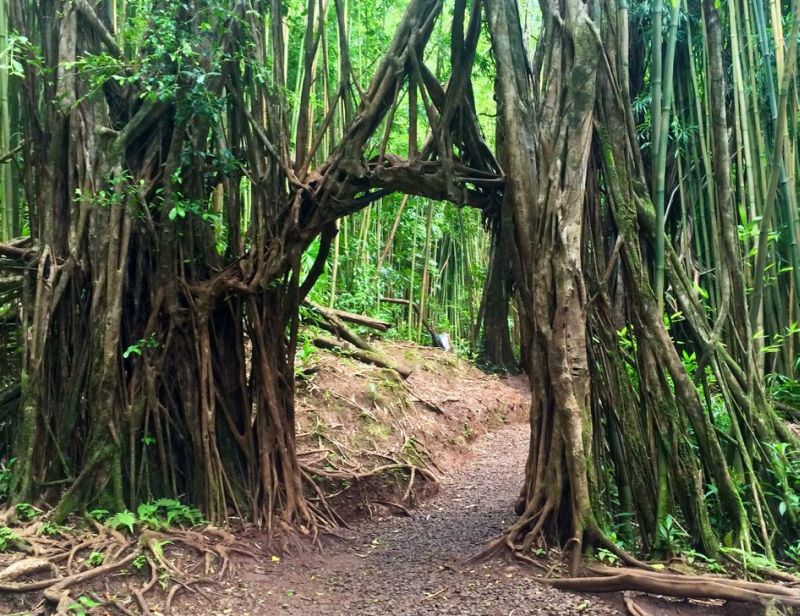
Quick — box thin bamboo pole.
[653,0,681,309]
[0,0,11,240]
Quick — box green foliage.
[616,326,636,352]
[767,371,800,410]
[88,509,110,521]
[784,541,800,566]
[680,350,697,378]
[596,547,619,565]
[0,457,15,497]
[308,194,491,351]
[295,335,318,376]
[765,441,800,523]
[87,551,105,567]
[0,33,31,77]
[683,549,725,573]
[104,500,205,534]
[123,335,159,359]
[39,522,70,538]
[105,510,137,534]
[67,595,101,615]
[15,502,38,520]
[0,526,20,551]
[656,514,690,556]
[720,546,774,573]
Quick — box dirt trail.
[209,422,619,616]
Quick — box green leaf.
[723,530,734,547]
[79,596,100,608]
[137,503,158,519]
[106,510,137,534]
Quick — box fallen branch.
[306,302,376,351]
[312,336,412,378]
[316,304,392,332]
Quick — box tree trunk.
[477,228,515,372]
[487,0,601,567]
[487,0,800,564]
[6,0,495,531]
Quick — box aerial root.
[586,528,657,571]
[548,565,800,608]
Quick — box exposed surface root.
[474,512,799,611]
[0,521,253,615]
[550,564,800,608]
[623,592,652,616]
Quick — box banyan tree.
[1,0,502,532]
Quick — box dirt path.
[206,423,619,616]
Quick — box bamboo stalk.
[749,0,800,329]
[0,0,11,241]
[652,0,680,309]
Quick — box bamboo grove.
[1,0,800,572]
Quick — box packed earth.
[185,425,609,616]
[177,424,754,616]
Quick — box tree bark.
[477,228,515,372]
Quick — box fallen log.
[305,302,375,351]
[312,336,412,378]
[323,306,391,332]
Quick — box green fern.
[105,510,137,534]
[0,527,20,551]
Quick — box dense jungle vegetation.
[2,0,800,606]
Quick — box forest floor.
[172,343,753,616]
[0,343,756,615]
[183,422,620,616]
[173,425,752,616]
